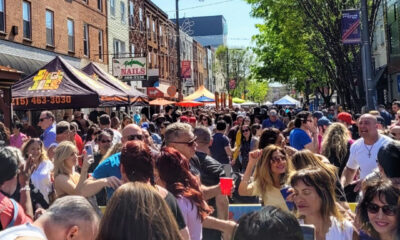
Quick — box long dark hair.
[156,147,212,221]
[96,182,182,240]
[258,128,280,149]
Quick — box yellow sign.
[29,70,64,91]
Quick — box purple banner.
[341,10,361,44]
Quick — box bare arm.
[179,227,190,240]
[224,146,233,158]
[203,216,237,240]
[340,167,357,187]
[201,184,221,200]
[238,150,261,196]
[304,132,319,153]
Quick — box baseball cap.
[237,113,246,119]
[141,122,149,130]
[189,117,197,123]
[312,111,324,120]
[180,116,188,123]
[378,142,400,178]
[269,110,277,116]
[337,112,355,125]
[317,117,332,127]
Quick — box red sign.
[181,60,191,78]
[147,87,164,99]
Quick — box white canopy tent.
[273,95,300,107]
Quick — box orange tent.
[184,85,215,101]
[149,98,176,106]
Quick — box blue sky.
[150,0,262,48]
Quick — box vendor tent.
[82,63,148,105]
[176,100,203,107]
[149,98,176,106]
[184,85,214,101]
[241,101,258,107]
[194,95,214,102]
[12,56,127,110]
[273,95,300,106]
[232,97,245,103]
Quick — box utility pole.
[361,0,375,110]
[175,0,183,101]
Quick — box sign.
[29,70,63,91]
[341,10,361,44]
[167,86,177,97]
[112,57,147,80]
[147,87,164,98]
[229,79,236,89]
[185,79,194,87]
[181,60,191,78]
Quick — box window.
[113,40,125,58]
[146,16,149,29]
[67,19,74,52]
[22,1,31,39]
[98,30,103,61]
[83,24,89,56]
[97,0,102,11]
[120,2,125,24]
[46,10,54,46]
[110,0,115,16]
[130,44,135,56]
[0,0,4,32]
[129,1,134,26]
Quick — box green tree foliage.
[247,0,381,111]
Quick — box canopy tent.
[149,98,176,106]
[82,63,148,105]
[184,85,214,101]
[241,101,258,107]
[12,56,127,110]
[263,101,273,106]
[232,97,245,103]
[176,100,203,107]
[273,95,300,106]
[194,95,214,102]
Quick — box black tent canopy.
[12,56,128,110]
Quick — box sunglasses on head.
[367,203,397,216]
[127,134,143,141]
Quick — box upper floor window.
[98,0,102,11]
[110,0,115,16]
[46,10,54,46]
[120,2,126,24]
[0,0,4,32]
[22,1,31,39]
[129,1,134,26]
[83,23,89,56]
[67,19,74,52]
[98,30,103,61]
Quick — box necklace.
[364,142,376,158]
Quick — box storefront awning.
[0,53,47,77]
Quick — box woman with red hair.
[156,147,212,240]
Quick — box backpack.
[0,198,19,230]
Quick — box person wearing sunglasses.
[234,125,258,173]
[37,111,56,150]
[357,179,399,240]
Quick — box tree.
[247,0,381,111]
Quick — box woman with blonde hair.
[321,122,353,177]
[290,167,356,240]
[53,141,120,198]
[21,138,53,208]
[238,145,293,211]
[96,182,182,240]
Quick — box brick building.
[0,0,107,76]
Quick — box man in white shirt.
[341,114,392,190]
[0,196,99,240]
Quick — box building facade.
[0,0,107,76]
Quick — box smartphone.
[85,144,93,156]
[301,224,315,240]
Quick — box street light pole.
[175,0,183,101]
[361,0,375,110]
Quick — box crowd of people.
[0,103,400,240]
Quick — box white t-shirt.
[346,135,392,179]
[0,222,47,240]
[111,129,122,145]
[299,216,353,240]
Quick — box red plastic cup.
[220,177,233,195]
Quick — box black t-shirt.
[164,191,186,230]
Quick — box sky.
[150,0,263,48]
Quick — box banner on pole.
[181,60,191,78]
[341,10,361,44]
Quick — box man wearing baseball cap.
[337,112,357,139]
[262,109,286,131]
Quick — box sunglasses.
[101,139,112,143]
[367,203,397,216]
[39,117,49,122]
[271,156,286,164]
[242,129,250,132]
[391,132,400,136]
[170,136,197,147]
[127,134,143,141]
